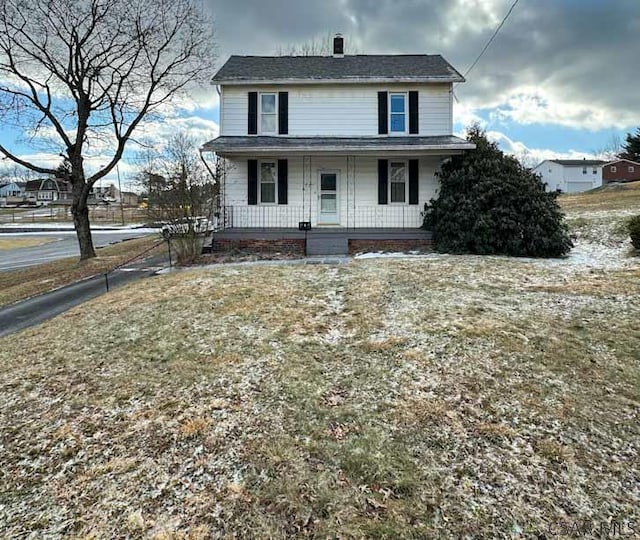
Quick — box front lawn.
[1,210,638,537]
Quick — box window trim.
[629,166,635,173]
[388,92,407,135]
[611,166,617,173]
[258,159,278,205]
[259,92,278,135]
[388,160,408,204]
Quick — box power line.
[462,0,521,80]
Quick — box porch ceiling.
[202,135,475,156]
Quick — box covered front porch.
[202,135,473,254]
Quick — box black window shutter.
[378,92,388,134]
[278,92,288,135]
[248,92,258,135]
[378,159,388,205]
[408,159,419,205]
[409,91,419,134]
[247,159,258,205]
[277,159,288,205]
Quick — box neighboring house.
[0,181,24,206]
[24,178,72,204]
[603,159,640,183]
[202,34,475,254]
[0,181,23,197]
[533,159,605,194]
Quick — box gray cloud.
[204,0,640,130]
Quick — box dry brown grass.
[0,249,638,538]
[0,237,57,250]
[0,235,164,307]
[559,180,640,212]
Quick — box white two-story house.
[202,35,474,254]
[533,159,605,194]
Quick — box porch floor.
[213,227,432,240]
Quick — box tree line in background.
[594,128,640,163]
[618,128,640,162]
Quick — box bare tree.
[277,33,360,56]
[593,133,622,162]
[0,0,216,259]
[512,147,537,169]
[138,133,220,264]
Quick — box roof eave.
[203,143,476,155]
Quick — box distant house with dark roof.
[603,159,640,183]
[202,34,474,254]
[532,159,606,193]
[0,181,23,198]
[25,178,72,204]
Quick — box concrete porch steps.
[306,234,349,255]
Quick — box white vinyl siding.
[220,83,452,137]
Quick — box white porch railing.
[352,206,423,228]
[222,206,305,228]
[221,205,424,229]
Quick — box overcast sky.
[205,0,640,163]
[2,0,639,184]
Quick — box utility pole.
[116,164,125,226]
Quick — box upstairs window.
[260,93,277,134]
[611,166,617,173]
[389,161,407,203]
[582,167,587,174]
[260,161,277,203]
[389,93,406,133]
[592,168,597,174]
[629,166,635,173]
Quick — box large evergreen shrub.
[423,126,573,257]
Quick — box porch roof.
[202,135,475,156]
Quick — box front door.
[318,172,339,225]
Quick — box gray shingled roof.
[212,55,464,84]
[551,159,606,166]
[202,135,474,154]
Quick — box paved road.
[0,231,158,272]
[0,253,168,338]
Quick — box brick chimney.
[333,33,344,57]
